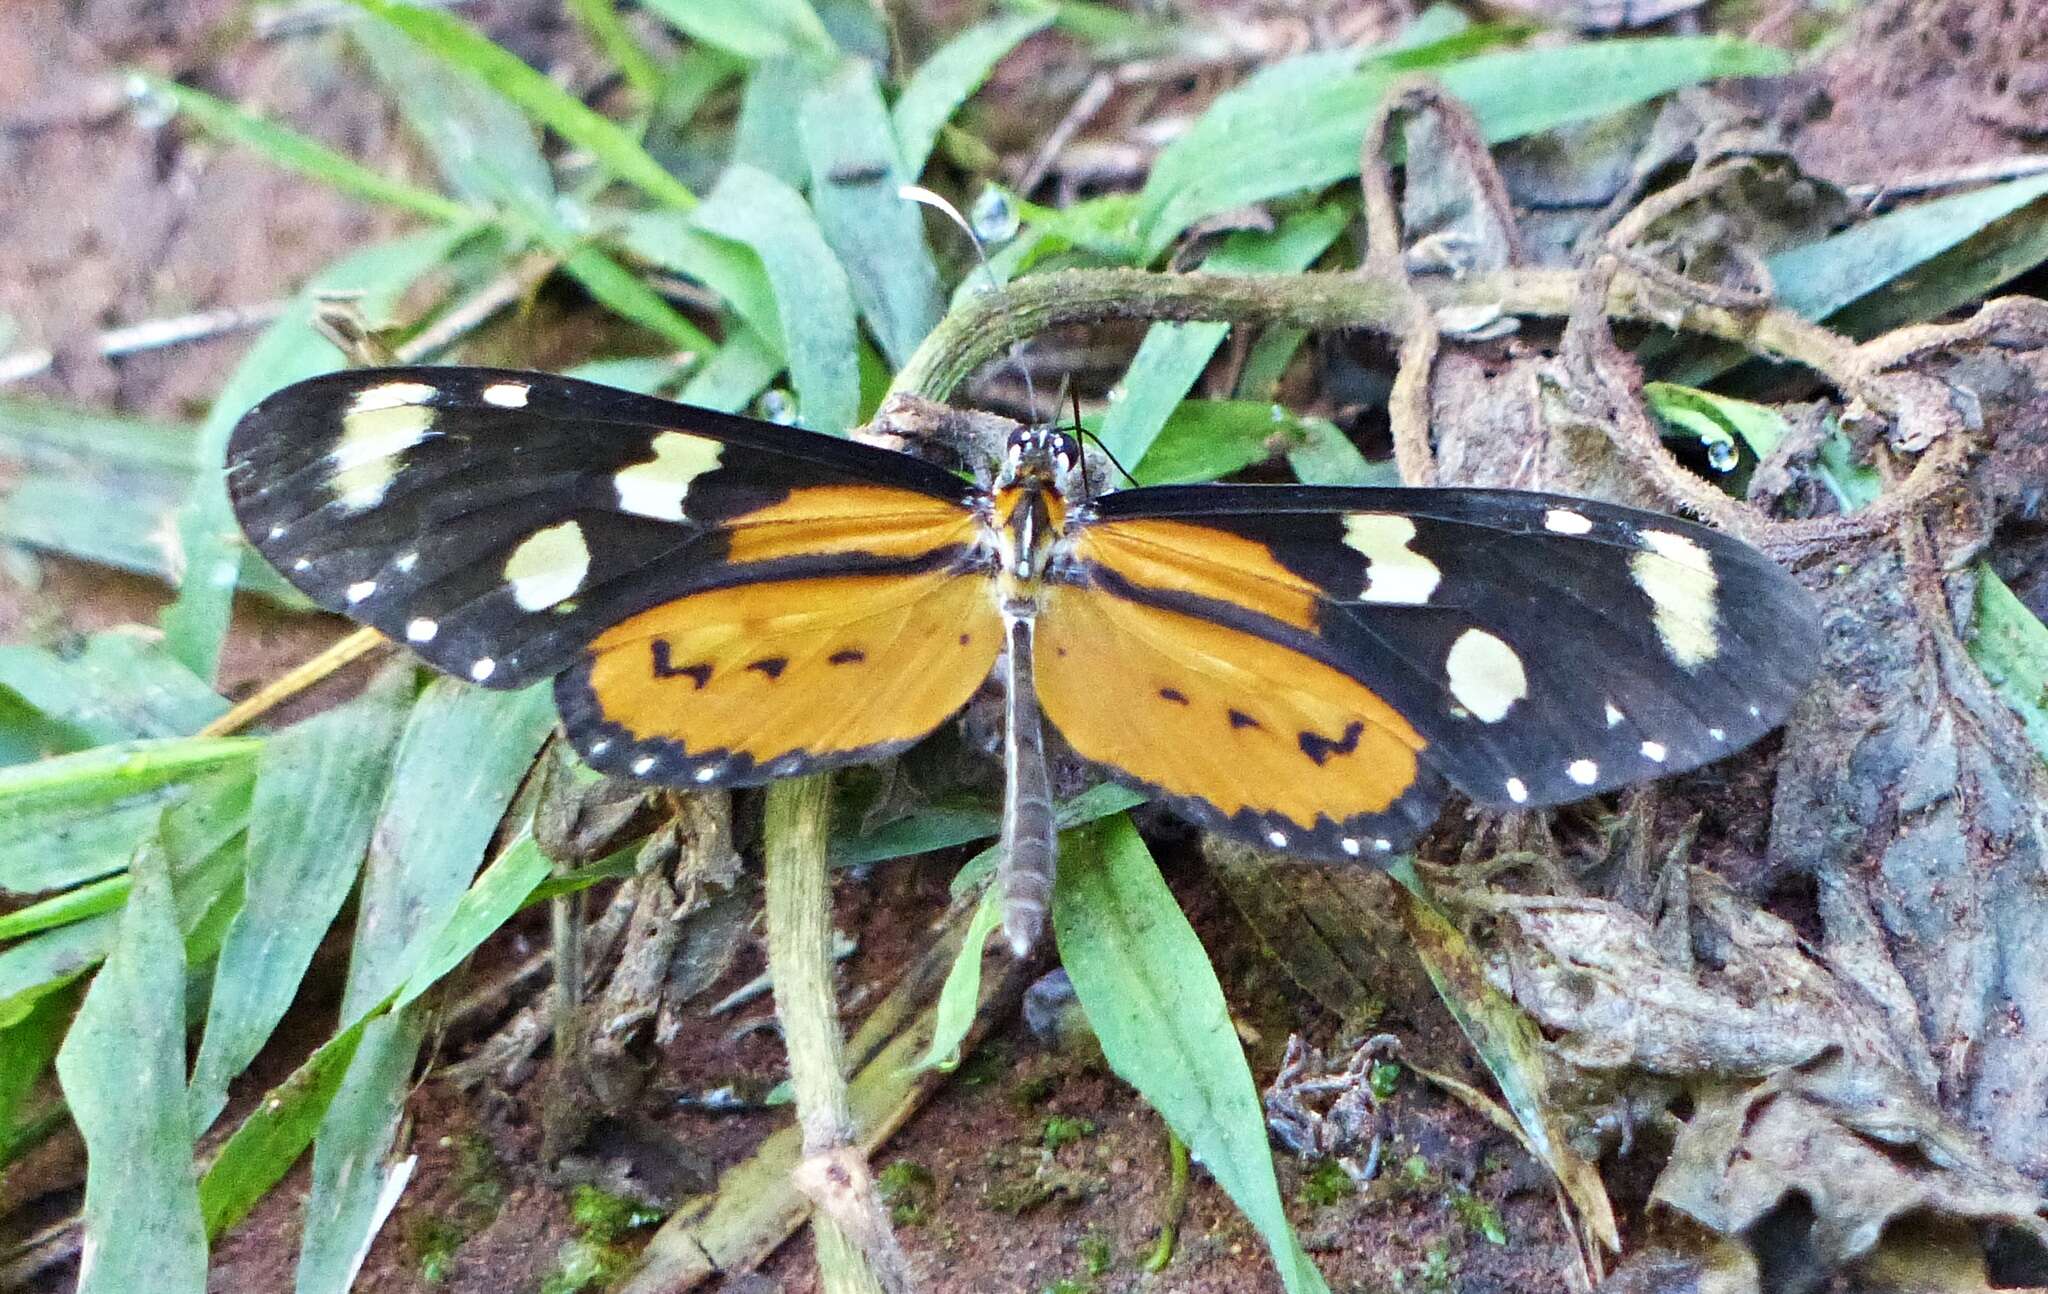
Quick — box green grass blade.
[680,326,784,412]
[1771,173,2048,325]
[187,670,413,1134]
[0,875,131,942]
[159,228,470,681]
[1098,204,1349,464]
[1053,816,1329,1294]
[555,239,716,351]
[638,0,836,61]
[0,632,226,747]
[892,5,1055,176]
[1128,400,1336,486]
[567,0,663,104]
[202,827,554,1238]
[140,74,471,222]
[293,680,552,1289]
[620,210,785,351]
[696,165,861,431]
[800,58,945,368]
[355,0,699,211]
[0,737,258,896]
[350,16,556,209]
[1972,569,2048,764]
[0,918,114,1030]
[0,985,74,1166]
[54,839,207,1294]
[910,883,1004,1073]
[1138,33,1787,260]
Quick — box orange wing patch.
[723,485,984,565]
[1069,519,1320,631]
[558,569,1002,786]
[1033,584,1442,859]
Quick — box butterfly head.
[996,424,1082,498]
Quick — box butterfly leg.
[999,613,1058,956]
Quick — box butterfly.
[228,366,1820,953]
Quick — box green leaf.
[54,839,207,1294]
[0,632,226,747]
[394,832,553,1010]
[1972,569,2048,765]
[294,680,552,1290]
[1099,204,1351,465]
[199,1004,373,1237]
[350,16,556,210]
[695,166,861,431]
[638,0,836,62]
[567,0,662,104]
[1138,33,1787,259]
[800,58,945,368]
[1129,400,1332,486]
[1769,173,2048,326]
[0,737,259,896]
[910,883,1004,1073]
[0,984,73,1165]
[1054,816,1329,1294]
[893,5,1055,176]
[1643,381,1790,458]
[187,669,413,1134]
[620,210,784,351]
[0,917,114,1030]
[201,824,556,1237]
[831,782,1147,873]
[142,74,471,222]
[680,326,784,412]
[733,57,814,186]
[0,875,131,942]
[355,0,699,212]
[160,228,469,681]
[554,240,715,352]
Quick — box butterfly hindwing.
[227,366,984,690]
[1063,485,1817,828]
[1033,580,1449,860]
[556,566,1003,786]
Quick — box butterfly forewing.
[227,366,983,691]
[1065,485,1818,823]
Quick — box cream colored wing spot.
[504,520,591,611]
[1341,513,1441,605]
[481,381,531,408]
[405,617,439,643]
[331,399,434,511]
[1641,740,1668,762]
[1567,758,1599,785]
[469,657,497,682]
[615,431,724,521]
[1630,529,1721,668]
[1505,777,1529,804]
[1444,627,1527,723]
[1543,507,1593,535]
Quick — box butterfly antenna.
[898,184,1041,423]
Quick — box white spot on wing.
[1630,529,1721,668]
[694,767,717,783]
[588,739,611,756]
[348,381,437,413]
[331,400,434,511]
[395,551,419,573]
[1445,628,1528,723]
[1267,830,1289,848]
[405,617,438,643]
[267,524,286,541]
[469,657,496,682]
[631,755,656,776]
[1505,777,1529,804]
[1709,727,1726,742]
[1605,702,1625,728]
[1543,508,1593,535]
[503,520,591,611]
[481,381,530,408]
[292,558,311,571]
[1341,838,1362,856]
[1373,838,1392,852]
[1641,741,1667,762]
[345,579,376,603]
[1567,758,1599,785]
[615,431,724,521]
[1342,513,1441,604]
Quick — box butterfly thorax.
[989,425,1082,618]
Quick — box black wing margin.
[227,366,983,689]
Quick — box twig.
[1142,1129,1191,1272]
[193,626,387,737]
[762,776,911,1294]
[1015,71,1116,197]
[1845,154,2048,206]
[0,300,288,387]
[395,250,559,364]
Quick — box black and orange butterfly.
[228,366,1819,952]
